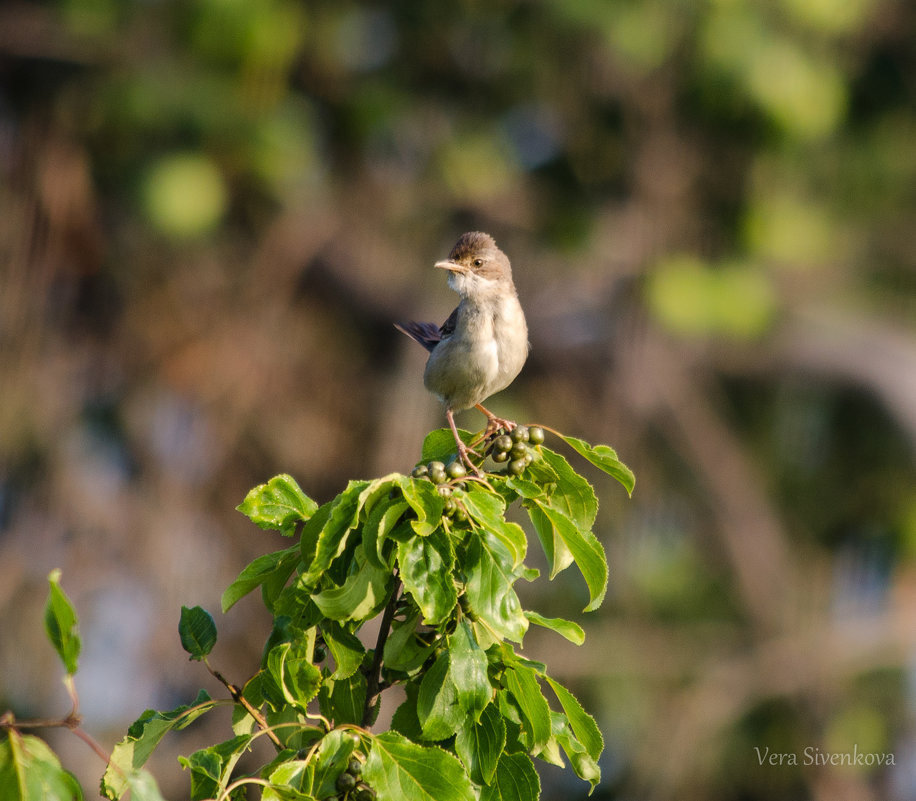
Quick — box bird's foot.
[483,415,516,438]
[455,441,484,477]
[474,403,516,441]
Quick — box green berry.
[510,425,529,443]
[446,461,467,480]
[336,772,357,792]
[528,426,545,445]
[427,460,445,473]
[437,485,452,497]
[444,497,457,515]
[510,442,528,460]
[508,458,527,476]
[313,645,327,662]
[492,449,510,463]
[494,434,513,453]
[347,758,363,777]
[411,464,428,478]
[355,786,376,801]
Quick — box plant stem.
[362,576,401,727]
[206,661,284,750]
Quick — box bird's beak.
[434,259,465,273]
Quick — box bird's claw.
[456,442,485,477]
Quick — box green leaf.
[462,488,527,567]
[236,473,318,534]
[397,527,458,625]
[364,731,475,801]
[44,570,80,676]
[318,672,367,727]
[416,622,490,741]
[301,480,371,589]
[526,502,574,578]
[264,642,322,713]
[307,729,362,798]
[480,751,540,801]
[401,478,447,537]
[417,651,462,740]
[524,611,585,645]
[120,770,166,801]
[545,676,604,761]
[463,529,528,643]
[447,620,491,720]
[262,759,314,800]
[421,427,475,464]
[391,683,425,742]
[179,606,217,661]
[502,665,551,753]
[363,498,408,569]
[531,501,608,612]
[383,609,434,673]
[102,690,215,798]
[551,713,601,791]
[178,735,251,800]
[533,447,598,531]
[0,731,83,801]
[559,434,635,495]
[321,620,365,679]
[221,546,300,612]
[312,547,392,622]
[454,702,505,785]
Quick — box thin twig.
[205,661,284,750]
[362,576,401,727]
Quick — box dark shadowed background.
[2,1,916,799]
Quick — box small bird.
[396,231,529,474]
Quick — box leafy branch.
[4,425,632,801]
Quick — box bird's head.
[435,231,514,299]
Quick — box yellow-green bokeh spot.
[745,38,846,141]
[142,153,228,240]
[438,131,518,201]
[777,0,876,36]
[744,190,837,268]
[647,255,777,340]
[823,703,889,771]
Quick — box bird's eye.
[473,259,483,267]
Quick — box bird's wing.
[439,305,459,340]
[395,305,460,353]
[394,320,442,352]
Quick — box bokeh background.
[2,0,916,799]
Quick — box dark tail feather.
[394,321,440,352]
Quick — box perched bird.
[396,231,529,473]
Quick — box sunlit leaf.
[236,473,318,535]
[44,570,80,676]
[455,702,505,785]
[0,732,83,801]
[524,611,585,645]
[480,751,540,801]
[364,732,475,801]
[398,527,457,625]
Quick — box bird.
[395,231,529,474]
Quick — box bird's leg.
[447,408,484,477]
[475,403,516,439]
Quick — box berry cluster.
[410,424,546,488]
[487,425,544,476]
[327,756,375,801]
